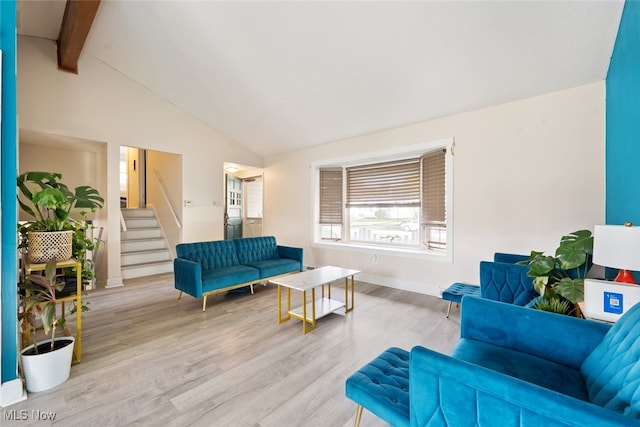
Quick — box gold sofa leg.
[202,295,208,312]
[354,405,363,427]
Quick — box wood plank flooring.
[6,273,460,426]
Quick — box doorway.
[119,146,146,208]
[119,146,183,250]
[225,174,243,240]
[224,163,264,239]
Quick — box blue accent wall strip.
[606,0,640,225]
[1,0,19,384]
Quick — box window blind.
[346,158,420,207]
[319,168,343,224]
[421,149,446,225]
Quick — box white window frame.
[312,138,454,263]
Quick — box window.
[319,168,343,240]
[315,140,452,256]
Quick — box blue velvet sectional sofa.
[174,236,303,311]
[346,296,640,426]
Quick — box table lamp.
[593,223,640,284]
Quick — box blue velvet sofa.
[346,296,640,426]
[174,236,303,311]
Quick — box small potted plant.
[17,171,104,264]
[518,229,593,317]
[19,259,85,392]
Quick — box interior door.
[243,175,263,237]
[225,174,242,240]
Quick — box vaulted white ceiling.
[17,1,625,159]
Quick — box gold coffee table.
[271,266,359,334]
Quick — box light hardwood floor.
[6,273,460,426]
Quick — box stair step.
[120,208,173,280]
[121,208,155,218]
[122,228,163,240]
[122,249,172,266]
[124,218,159,228]
[121,260,174,280]
[121,238,166,253]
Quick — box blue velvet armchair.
[442,253,536,317]
[346,296,640,426]
[480,252,537,305]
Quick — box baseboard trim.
[356,273,443,298]
[1,378,26,407]
[105,277,124,288]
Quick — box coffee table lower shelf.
[288,297,346,322]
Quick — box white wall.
[18,36,262,285]
[18,35,605,296]
[146,149,182,256]
[263,82,606,296]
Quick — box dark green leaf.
[555,277,584,304]
[556,230,593,270]
[41,303,56,335]
[528,255,556,276]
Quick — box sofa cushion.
[233,236,279,264]
[245,258,301,279]
[201,265,260,293]
[453,338,589,402]
[581,302,640,418]
[345,347,410,427]
[176,240,240,270]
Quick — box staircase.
[120,208,173,279]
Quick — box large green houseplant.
[518,229,593,317]
[18,171,104,264]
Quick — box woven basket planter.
[27,230,73,264]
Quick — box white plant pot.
[21,337,75,393]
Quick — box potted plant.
[17,171,104,264]
[19,259,83,392]
[518,229,594,317]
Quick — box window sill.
[312,240,452,263]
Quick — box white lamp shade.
[593,224,640,271]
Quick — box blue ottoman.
[345,347,410,427]
[441,282,480,318]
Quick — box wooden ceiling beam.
[57,0,101,74]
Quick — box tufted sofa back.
[233,236,279,264]
[176,240,239,270]
[493,252,530,264]
[581,301,640,419]
[479,261,535,305]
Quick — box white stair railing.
[153,169,182,229]
[120,209,127,232]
